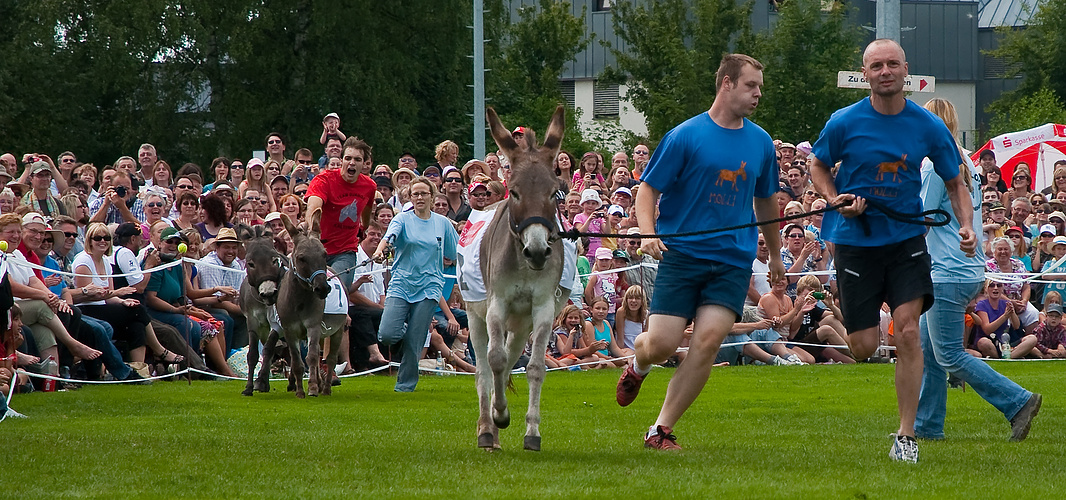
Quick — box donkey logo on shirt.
[875,154,908,183]
[715,161,747,191]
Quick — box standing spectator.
[74,163,100,205]
[136,143,157,185]
[318,136,344,170]
[240,159,269,200]
[1003,163,1033,208]
[555,151,576,189]
[228,159,245,188]
[195,193,232,243]
[290,148,316,187]
[264,132,295,176]
[202,157,229,193]
[373,177,459,392]
[571,152,605,193]
[152,161,174,190]
[21,161,66,217]
[88,171,144,224]
[631,144,651,179]
[441,167,470,223]
[306,137,378,290]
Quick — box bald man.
[808,39,976,463]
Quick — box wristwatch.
[81,287,88,295]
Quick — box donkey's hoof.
[523,435,541,451]
[241,388,253,397]
[478,433,495,449]
[296,392,305,399]
[254,382,270,393]
[492,409,510,429]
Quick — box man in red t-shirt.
[305,137,377,289]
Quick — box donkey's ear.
[309,208,322,238]
[280,213,298,237]
[234,223,254,242]
[542,105,566,153]
[487,107,519,158]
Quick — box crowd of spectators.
[3,116,1064,402]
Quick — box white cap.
[607,204,625,216]
[613,186,632,197]
[1054,236,1066,247]
[324,112,340,121]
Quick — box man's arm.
[753,197,786,285]
[305,195,324,229]
[944,172,977,257]
[746,277,762,305]
[360,198,373,231]
[810,157,865,218]
[634,182,666,259]
[89,192,113,223]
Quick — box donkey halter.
[506,192,564,243]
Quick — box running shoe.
[785,353,805,365]
[616,362,646,407]
[1010,393,1042,442]
[644,425,681,450]
[770,355,789,366]
[889,433,919,463]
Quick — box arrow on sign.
[836,71,936,93]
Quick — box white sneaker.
[889,433,919,463]
[769,355,789,366]
[785,354,805,365]
[4,408,27,419]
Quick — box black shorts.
[834,235,933,333]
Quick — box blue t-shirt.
[384,210,459,303]
[921,155,984,284]
[43,255,67,296]
[641,112,777,269]
[812,98,962,247]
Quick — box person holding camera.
[573,188,610,260]
[88,170,144,224]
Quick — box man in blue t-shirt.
[614,54,786,450]
[809,39,977,463]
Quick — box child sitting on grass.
[548,304,598,369]
[1033,303,1066,358]
[587,296,627,368]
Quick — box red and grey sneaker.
[616,363,647,407]
[644,425,681,450]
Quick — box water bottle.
[42,355,58,392]
[1000,333,1012,359]
[436,351,445,376]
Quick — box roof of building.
[978,0,1046,28]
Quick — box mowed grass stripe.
[6,362,1064,498]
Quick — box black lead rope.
[558,198,952,240]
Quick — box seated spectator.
[584,247,628,324]
[788,276,853,364]
[613,284,646,351]
[574,189,607,260]
[587,296,626,367]
[780,223,826,299]
[194,228,247,353]
[72,223,151,369]
[278,194,305,225]
[551,304,600,367]
[974,280,1019,358]
[757,276,810,362]
[348,221,389,371]
[143,227,235,377]
[2,304,34,395]
[1034,302,1066,358]
[142,191,169,228]
[88,170,143,224]
[715,306,802,366]
[0,213,101,364]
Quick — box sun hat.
[391,167,417,187]
[1053,236,1066,247]
[1050,211,1066,222]
[580,189,600,205]
[214,227,240,244]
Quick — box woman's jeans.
[378,297,437,392]
[916,281,1032,439]
[148,311,202,353]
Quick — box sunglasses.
[298,159,316,165]
[988,282,1003,288]
[267,139,282,145]
[787,234,805,239]
[91,235,112,242]
[246,197,260,201]
[176,184,194,189]
[425,172,440,177]
[444,177,463,183]
[470,192,489,198]
[61,158,76,163]
[294,191,307,197]
[63,232,77,238]
[146,202,164,208]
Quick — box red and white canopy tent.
[971,123,1066,193]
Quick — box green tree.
[988,0,1066,136]
[603,0,754,144]
[749,0,863,142]
[486,0,594,154]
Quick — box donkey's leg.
[256,330,280,393]
[286,334,306,398]
[322,326,344,396]
[523,298,557,451]
[486,302,512,430]
[468,304,498,449]
[242,325,259,396]
[306,322,324,397]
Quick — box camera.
[812,291,826,300]
[114,186,127,197]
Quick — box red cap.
[468,181,487,195]
[512,126,526,135]
[1006,226,1024,235]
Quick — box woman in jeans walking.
[916,98,1041,441]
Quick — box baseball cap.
[213,182,235,194]
[594,247,613,260]
[422,165,440,177]
[580,189,600,205]
[979,150,996,160]
[613,187,632,198]
[989,202,1006,212]
[468,181,487,195]
[246,158,264,170]
[114,222,142,240]
[512,126,526,135]
[264,212,282,224]
[373,175,393,189]
[1047,303,1063,316]
[29,161,51,176]
[1053,236,1066,247]
[21,212,48,228]
[612,249,630,261]
[323,112,340,121]
[607,205,625,217]
[270,174,289,186]
[1040,224,1056,236]
[1006,226,1024,235]
[626,227,642,235]
[161,227,186,243]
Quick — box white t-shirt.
[71,251,110,306]
[6,250,35,288]
[747,258,771,306]
[354,246,385,303]
[457,207,496,302]
[113,246,145,286]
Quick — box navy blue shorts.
[649,250,752,321]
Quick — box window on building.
[593,81,619,119]
[558,80,576,109]
[595,0,613,12]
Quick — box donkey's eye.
[247,262,255,269]
[509,190,519,200]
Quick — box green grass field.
[6,362,1064,499]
